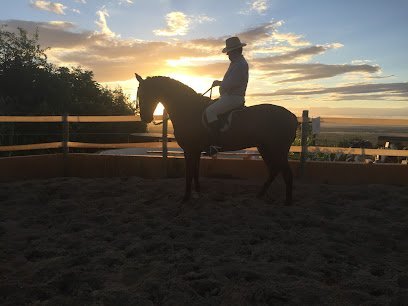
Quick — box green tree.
[0,26,136,115]
[0,26,145,154]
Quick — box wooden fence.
[1,112,408,163]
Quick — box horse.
[135,74,298,205]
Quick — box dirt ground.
[1,176,408,305]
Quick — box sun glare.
[167,72,214,94]
[154,103,165,115]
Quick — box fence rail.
[0,142,62,151]
[2,115,408,125]
[0,115,149,123]
[307,146,408,157]
[319,117,408,126]
[1,114,408,161]
[0,116,63,122]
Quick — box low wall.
[0,154,64,182]
[66,154,271,180]
[0,153,407,185]
[302,160,407,185]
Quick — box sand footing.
[1,176,408,305]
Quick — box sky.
[1,0,408,117]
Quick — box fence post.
[62,113,69,176]
[162,108,168,177]
[162,109,168,159]
[300,110,309,176]
[8,123,14,157]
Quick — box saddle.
[203,105,246,133]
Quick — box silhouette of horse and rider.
[135,37,298,204]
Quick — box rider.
[206,36,249,138]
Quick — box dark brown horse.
[135,74,298,204]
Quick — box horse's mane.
[146,76,198,96]
[145,76,212,107]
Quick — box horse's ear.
[135,73,144,83]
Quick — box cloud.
[236,20,313,52]
[250,44,380,82]
[75,0,86,3]
[272,32,310,47]
[30,0,67,15]
[153,12,190,36]
[118,0,134,5]
[0,20,361,82]
[240,0,269,15]
[2,19,405,105]
[250,0,269,13]
[255,45,333,64]
[249,82,408,100]
[95,7,116,37]
[46,21,76,30]
[289,106,408,118]
[238,21,280,43]
[275,64,379,83]
[1,18,211,79]
[1,20,92,48]
[153,12,215,37]
[254,61,380,83]
[196,15,215,24]
[0,19,377,84]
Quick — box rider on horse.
[205,36,249,142]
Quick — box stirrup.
[204,145,221,157]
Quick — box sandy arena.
[1,176,408,305]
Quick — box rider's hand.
[212,80,222,87]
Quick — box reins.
[202,86,213,99]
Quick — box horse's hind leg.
[257,168,280,198]
[258,145,293,204]
[183,151,201,202]
[257,146,280,198]
[281,159,293,205]
[183,152,193,202]
[193,152,201,192]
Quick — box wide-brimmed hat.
[222,36,247,53]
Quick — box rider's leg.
[207,120,222,144]
[204,95,245,155]
[205,95,245,125]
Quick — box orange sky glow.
[2,1,407,118]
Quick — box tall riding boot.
[208,120,220,145]
[205,120,222,156]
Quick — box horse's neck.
[162,91,206,125]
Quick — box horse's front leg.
[193,152,201,193]
[182,151,194,202]
[182,151,201,202]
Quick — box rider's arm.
[220,60,248,94]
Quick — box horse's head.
[135,73,159,123]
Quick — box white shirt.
[220,54,249,97]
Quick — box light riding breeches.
[205,95,245,123]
